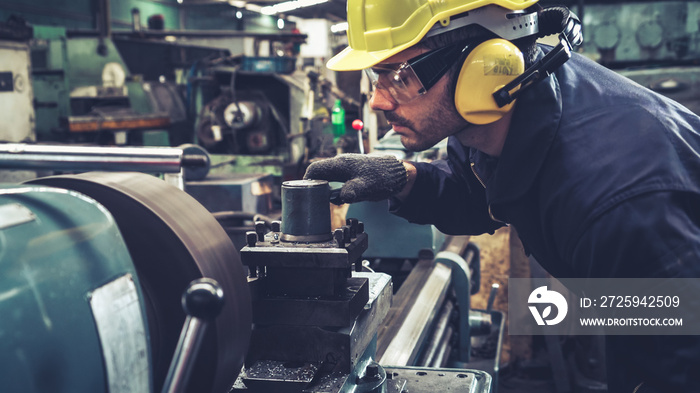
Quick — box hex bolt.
[334,228,345,248]
[366,364,380,379]
[246,231,258,247]
[357,221,365,234]
[255,221,266,242]
[271,220,281,232]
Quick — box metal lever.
[351,119,365,154]
[486,283,499,312]
[161,278,225,393]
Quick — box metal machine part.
[376,236,501,382]
[162,278,225,393]
[26,172,252,393]
[237,179,492,393]
[237,179,390,392]
[224,101,262,130]
[0,186,150,393]
[0,143,207,174]
[197,90,277,155]
[241,180,368,299]
[280,179,332,242]
[383,366,492,392]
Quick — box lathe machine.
[0,144,499,393]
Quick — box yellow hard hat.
[328,0,539,71]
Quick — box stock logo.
[528,286,568,326]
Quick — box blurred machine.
[28,24,204,146]
[0,17,34,145]
[554,0,700,117]
[188,56,311,183]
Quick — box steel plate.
[27,172,252,393]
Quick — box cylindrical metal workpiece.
[281,180,331,242]
[0,143,184,173]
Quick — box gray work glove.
[304,154,408,204]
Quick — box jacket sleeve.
[568,190,700,392]
[389,152,503,236]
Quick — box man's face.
[368,46,468,152]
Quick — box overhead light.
[228,0,246,6]
[330,22,348,33]
[261,0,328,15]
[245,3,263,12]
[277,18,285,29]
[177,0,183,3]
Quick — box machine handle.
[352,119,365,154]
[486,283,500,312]
[161,278,225,393]
[180,154,209,167]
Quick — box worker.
[304,0,700,392]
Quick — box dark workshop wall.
[0,0,180,30]
[0,0,281,32]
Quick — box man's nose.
[369,88,398,112]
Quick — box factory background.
[0,0,698,392]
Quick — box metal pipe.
[0,143,190,173]
[417,299,454,367]
[101,0,111,39]
[430,325,454,368]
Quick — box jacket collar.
[484,50,563,205]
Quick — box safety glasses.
[366,41,471,105]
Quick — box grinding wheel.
[27,172,252,393]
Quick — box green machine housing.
[0,185,151,392]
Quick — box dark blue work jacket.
[391,47,700,392]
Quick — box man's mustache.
[384,111,414,129]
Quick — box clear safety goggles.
[366,41,471,105]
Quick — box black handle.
[161,278,224,393]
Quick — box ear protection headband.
[454,6,583,125]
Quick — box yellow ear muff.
[455,39,525,125]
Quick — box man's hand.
[303,154,408,204]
